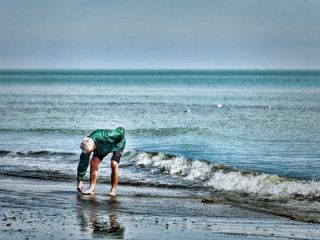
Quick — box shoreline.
[1,177,319,239]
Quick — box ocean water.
[0,70,320,202]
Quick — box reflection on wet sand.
[77,194,125,239]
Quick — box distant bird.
[268,105,272,109]
[184,109,191,113]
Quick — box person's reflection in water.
[77,194,125,239]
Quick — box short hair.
[80,137,95,153]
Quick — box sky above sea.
[0,0,320,69]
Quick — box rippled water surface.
[0,70,319,202]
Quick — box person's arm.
[77,152,90,182]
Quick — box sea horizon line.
[0,68,320,72]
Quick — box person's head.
[80,137,95,154]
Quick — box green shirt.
[77,127,126,181]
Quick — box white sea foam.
[132,151,320,198]
[135,152,189,175]
[205,171,320,197]
[216,104,223,108]
[184,160,212,181]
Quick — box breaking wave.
[1,149,319,200]
[125,150,320,199]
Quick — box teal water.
[0,70,319,199]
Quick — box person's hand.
[77,181,84,193]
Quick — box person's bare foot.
[77,181,84,193]
[83,188,95,195]
[109,189,117,196]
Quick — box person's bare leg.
[77,180,84,193]
[109,160,119,196]
[83,156,100,195]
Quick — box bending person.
[77,127,126,196]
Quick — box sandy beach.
[1,176,319,240]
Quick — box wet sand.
[0,177,319,240]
